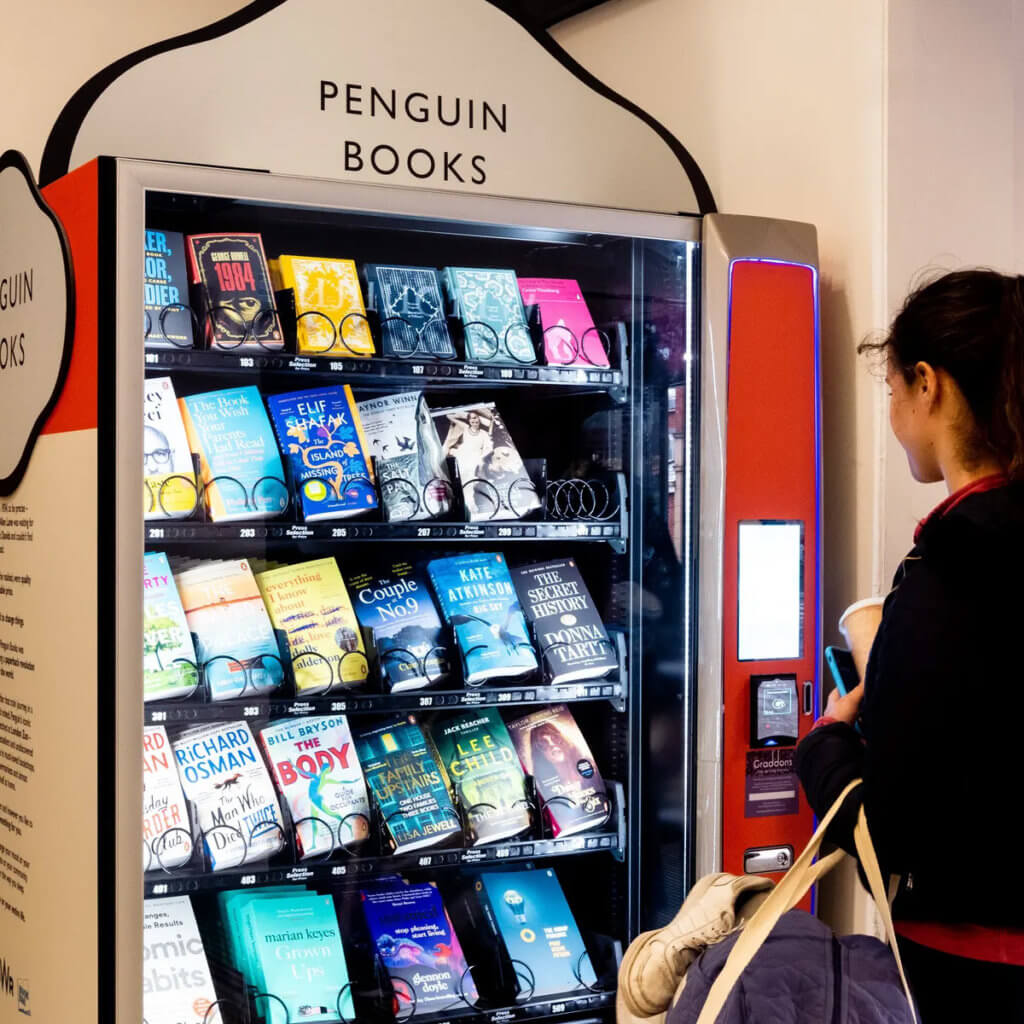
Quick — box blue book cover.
[354,716,460,853]
[475,867,596,997]
[443,267,535,365]
[365,264,455,358]
[179,386,288,522]
[361,879,478,1014]
[144,229,194,348]
[266,384,378,522]
[427,553,537,686]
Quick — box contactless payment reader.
[750,674,799,747]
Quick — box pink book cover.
[517,278,610,368]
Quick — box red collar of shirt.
[912,472,1010,544]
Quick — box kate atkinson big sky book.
[143,551,199,702]
[143,725,193,871]
[144,376,196,519]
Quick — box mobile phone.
[824,646,859,696]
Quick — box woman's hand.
[825,682,864,726]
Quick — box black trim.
[0,150,76,496]
[38,0,715,213]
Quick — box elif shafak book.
[443,267,535,364]
[364,264,455,358]
[143,725,193,871]
[144,229,194,348]
[143,551,199,702]
[144,376,197,519]
[517,278,609,367]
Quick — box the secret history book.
[143,726,193,871]
[517,277,609,367]
[144,551,199,702]
[144,376,196,519]
[364,263,456,358]
[443,267,535,364]
[144,229,194,348]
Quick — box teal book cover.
[443,267,535,364]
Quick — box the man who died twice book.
[511,559,617,685]
[260,716,371,858]
[427,552,537,686]
[144,376,197,519]
[442,267,535,365]
[429,708,529,845]
[354,715,461,853]
[361,878,478,1015]
[364,264,456,359]
[186,232,283,351]
[506,705,608,838]
[143,725,193,871]
[433,402,540,521]
[144,552,199,702]
[144,229,194,349]
[172,721,286,871]
[143,896,221,1024]
[517,278,609,368]
[346,560,451,693]
[266,384,377,522]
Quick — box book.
[427,553,537,686]
[171,721,286,870]
[361,879,478,1014]
[144,376,197,519]
[218,886,295,982]
[432,402,540,521]
[265,385,377,522]
[255,557,368,694]
[144,229,194,348]
[345,561,451,692]
[179,386,289,522]
[143,551,199,702]
[364,264,455,358]
[505,705,608,838]
[143,896,220,1024]
[472,867,595,997]
[357,391,453,521]
[174,559,284,701]
[186,232,283,350]
[429,709,529,845]
[443,267,535,364]
[517,278,609,368]
[143,726,193,871]
[511,559,617,684]
[354,716,461,854]
[260,716,371,857]
[275,254,374,356]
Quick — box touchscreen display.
[738,520,803,661]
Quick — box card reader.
[750,674,799,747]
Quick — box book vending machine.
[0,155,820,1024]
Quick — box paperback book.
[172,721,285,870]
[143,725,193,871]
[144,376,197,519]
[427,552,537,686]
[260,716,371,857]
[432,402,539,521]
[430,709,529,845]
[357,391,452,521]
[266,385,377,521]
[506,705,608,838]
[179,386,289,522]
[346,560,450,692]
[186,232,283,350]
[144,229,194,348]
[364,264,455,358]
[517,278,609,368]
[443,267,535,364]
[143,551,199,702]
[512,559,617,684]
[355,716,461,853]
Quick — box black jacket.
[796,481,1024,925]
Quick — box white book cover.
[143,725,194,871]
[144,376,197,519]
[144,551,200,702]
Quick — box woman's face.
[888,361,942,483]
[467,411,481,431]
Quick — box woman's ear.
[913,361,940,410]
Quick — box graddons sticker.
[0,150,74,495]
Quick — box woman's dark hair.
[860,269,1024,479]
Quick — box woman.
[796,269,1024,1020]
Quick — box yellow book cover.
[279,255,375,357]
[256,557,369,694]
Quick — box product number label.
[240,875,256,886]
[150,711,167,722]
[498,527,512,537]
[418,696,433,707]
[552,1004,566,1015]
[330,702,348,712]
[418,856,432,867]
[500,369,513,379]
[332,865,347,876]
[239,357,255,368]
[239,528,256,538]
[497,692,512,703]
[148,528,164,540]
[242,706,260,717]
[151,883,168,895]
[145,353,159,365]
[417,527,431,538]
[331,528,348,538]
[495,847,511,858]
[330,361,346,371]
[411,365,425,375]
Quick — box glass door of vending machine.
[118,159,700,1024]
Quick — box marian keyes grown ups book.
[354,715,461,854]
[517,278,609,368]
[179,385,289,522]
[266,384,377,522]
[345,560,451,692]
[506,705,608,838]
[427,552,537,686]
[364,264,455,358]
[171,721,286,871]
[144,552,199,702]
[443,267,536,364]
[357,391,453,521]
[144,229,194,349]
[260,716,371,858]
[186,232,284,351]
[512,559,617,685]
[143,725,193,871]
[144,376,197,519]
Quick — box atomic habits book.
[143,726,193,871]
[186,232,283,351]
[357,391,452,521]
[506,705,607,838]
[364,264,455,358]
[266,385,377,521]
[443,267,535,364]
[179,386,288,522]
[517,278,609,368]
[346,560,450,692]
[144,551,199,702]
[144,229,194,349]
[172,721,285,871]
[512,559,617,684]
[354,716,461,853]
[430,709,529,845]
[144,377,197,519]
[427,553,537,686]
[260,717,370,857]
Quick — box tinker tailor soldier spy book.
[144,229,194,348]
[364,264,456,358]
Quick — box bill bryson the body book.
[427,552,537,686]
[355,716,461,853]
[143,551,199,702]
[517,278,609,368]
[144,376,197,519]
[143,725,193,871]
[443,267,535,364]
[144,229,194,348]
[512,559,617,684]
[266,385,377,522]
[364,264,455,358]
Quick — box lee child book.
[143,551,199,702]
[144,229,194,348]
[144,376,197,519]
[443,267,535,364]
[364,264,455,358]
[143,726,193,871]
[517,278,609,367]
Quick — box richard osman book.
[143,726,193,871]
[517,278,609,368]
[364,264,455,359]
[427,553,537,686]
[144,229,194,349]
[144,376,197,518]
[443,267,535,364]
[144,552,199,702]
